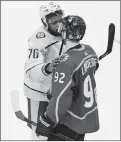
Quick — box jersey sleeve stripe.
[26,63,41,73]
[24,83,47,94]
[55,80,72,123]
[41,63,51,76]
[67,106,97,120]
[73,54,97,73]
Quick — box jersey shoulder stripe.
[45,41,59,49]
[24,83,46,94]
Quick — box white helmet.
[39,2,64,29]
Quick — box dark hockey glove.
[36,113,55,137]
[45,57,62,73]
[47,88,52,100]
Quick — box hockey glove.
[47,88,52,100]
[45,57,62,73]
[36,113,55,137]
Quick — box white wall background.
[1,1,120,140]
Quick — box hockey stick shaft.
[59,40,64,55]
[10,90,37,125]
[59,30,66,55]
[99,23,115,61]
[15,111,37,126]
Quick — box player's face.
[68,26,82,41]
[48,21,61,33]
[46,11,63,33]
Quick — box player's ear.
[41,18,48,28]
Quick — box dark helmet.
[64,15,86,41]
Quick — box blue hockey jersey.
[46,44,99,134]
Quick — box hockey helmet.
[39,2,64,29]
[64,15,86,41]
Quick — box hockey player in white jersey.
[24,2,68,140]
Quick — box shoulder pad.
[29,27,47,41]
[28,26,58,49]
[36,31,46,39]
[82,44,97,55]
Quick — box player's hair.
[64,15,86,41]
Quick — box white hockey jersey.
[24,26,66,101]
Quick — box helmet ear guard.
[41,17,48,29]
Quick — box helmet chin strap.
[61,30,66,45]
[41,18,48,29]
[59,30,67,55]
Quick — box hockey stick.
[99,23,115,61]
[11,90,72,141]
[11,90,37,126]
[59,30,66,55]
[59,23,115,59]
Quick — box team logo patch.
[59,54,69,62]
[36,32,45,38]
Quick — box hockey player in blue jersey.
[35,15,99,141]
